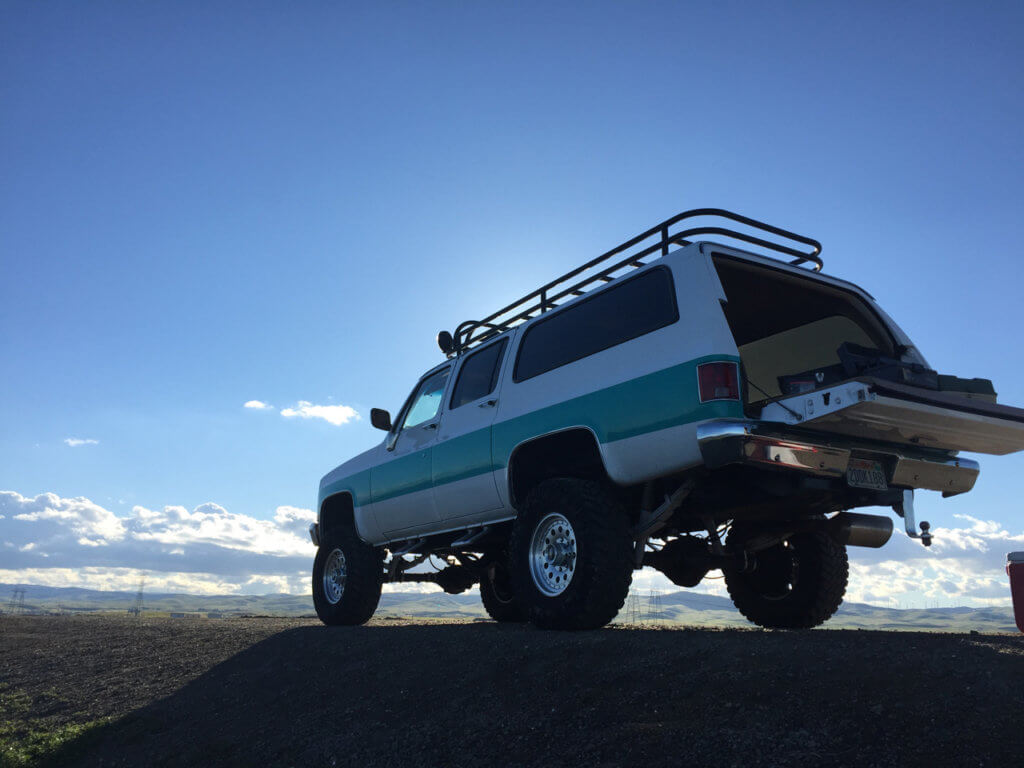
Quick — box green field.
[1,583,1017,633]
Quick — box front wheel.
[724,527,848,629]
[510,478,634,630]
[312,524,383,626]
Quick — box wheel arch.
[505,426,610,508]
[319,492,356,537]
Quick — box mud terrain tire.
[725,527,848,629]
[510,478,633,630]
[312,524,383,626]
[480,559,528,622]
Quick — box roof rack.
[445,207,822,355]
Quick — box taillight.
[698,362,740,402]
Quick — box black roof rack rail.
[445,208,822,355]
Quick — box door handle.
[478,399,498,408]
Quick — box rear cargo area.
[714,254,1024,456]
[713,255,898,408]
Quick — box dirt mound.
[2,615,1022,767]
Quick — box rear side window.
[514,267,678,382]
[450,339,507,409]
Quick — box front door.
[371,366,451,536]
[433,338,509,524]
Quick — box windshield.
[401,368,450,429]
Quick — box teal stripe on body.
[319,355,742,509]
[318,468,372,510]
[432,427,494,488]
[491,356,742,468]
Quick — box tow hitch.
[894,489,932,547]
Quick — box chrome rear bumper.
[696,419,979,495]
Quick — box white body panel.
[600,421,705,484]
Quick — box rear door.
[432,337,510,524]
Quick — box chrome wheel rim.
[529,513,577,596]
[323,548,347,605]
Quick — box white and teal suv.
[310,208,1024,630]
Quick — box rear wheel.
[479,558,527,622]
[312,523,383,626]
[510,478,633,630]
[724,527,848,629]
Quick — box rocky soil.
[1,615,1022,767]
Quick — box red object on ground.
[1009,552,1024,633]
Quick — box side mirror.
[370,408,392,431]
[437,330,454,356]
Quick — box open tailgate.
[758,377,1024,455]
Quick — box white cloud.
[10,492,126,543]
[64,438,99,447]
[243,400,273,410]
[1,490,1020,606]
[0,491,316,594]
[280,401,359,426]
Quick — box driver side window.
[400,368,450,430]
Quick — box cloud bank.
[243,400,273,410]
[0,491,316,595]
[0,491,1019,604]
[64,438,99,447]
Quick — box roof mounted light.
[437,330,455,356]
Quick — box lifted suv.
[310,208,1024,630]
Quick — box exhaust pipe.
[829,512,893,548]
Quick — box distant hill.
[0,582,1017,633]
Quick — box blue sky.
[2,1,1023,604]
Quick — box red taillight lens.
[698,362,740,402]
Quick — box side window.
[450,339,508,409]
[514,267,679,382]
[401,368,450,429]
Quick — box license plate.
[847,459,888,491]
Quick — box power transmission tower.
[647,589,663,624]
[627,591,640,624]
[7,588,26,615]
[128,576,145,617]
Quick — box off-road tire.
[724,527,848,629]
[510,478,633,630]
[479,558,528,623]
[312,524,383,626]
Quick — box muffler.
[829,512,894,548]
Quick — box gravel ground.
[1,615,1023,767]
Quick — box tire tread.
[312,524,383,626]
[725,528,848,629]
[510,478,633,630]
